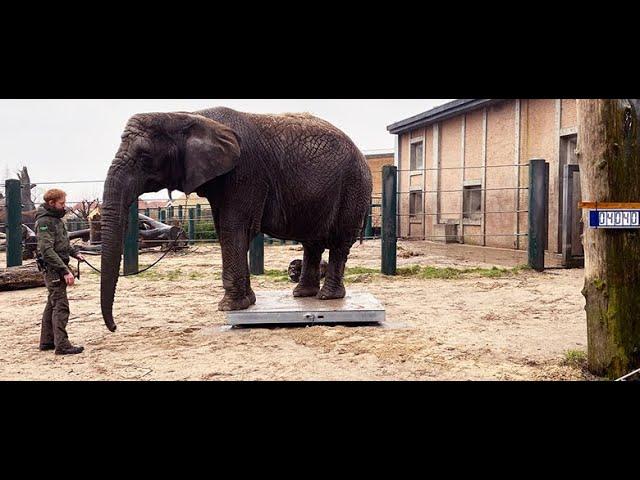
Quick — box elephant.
[100,107,372,332]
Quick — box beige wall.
[561,99,577,129]
[365,153,393,229]
[397,99,575,253]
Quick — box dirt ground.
[0,239,599,380]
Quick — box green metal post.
[123,201,139,275]
[188,208,195,245]
[157,207,162,220]
[196,204,201,220]
[365,202,373,240]
[381,165,397,275]
[159,208,166,223]
[528,159,548,272]
[5,179,22,267]
[178,205,183,222]
[249,233,264,275]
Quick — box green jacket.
[35,204,80,274]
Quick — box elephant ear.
[181,116,240,195]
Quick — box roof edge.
[387,99,500,134]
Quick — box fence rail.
[3,158,550,273]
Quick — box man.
[35,188,86,355]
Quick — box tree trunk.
[0,263,44,291]
[577,99,640,379]
[17,166,36,212]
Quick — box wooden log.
[577,99,640,379]
[68,228,91,241]
[0,263,45,291]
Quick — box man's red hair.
[43,188,67,203]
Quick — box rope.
[78,228,187,277]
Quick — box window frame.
[462,181,482,225]
[409,137,425,173]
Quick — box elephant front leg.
[217,230,256,311]
[318,247,348,300]
[293,244,325,297]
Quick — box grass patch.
[258,269,290,282]
[135,268,209,281]
[563,349,587,368]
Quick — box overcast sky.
[0,99,452,203]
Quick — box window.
[463,184,482,222]
[410,190,423,221]
[410,140,424,171]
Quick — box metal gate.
[561,164,584,267]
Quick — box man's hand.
[76,253,85,262]
[64,272,75,286]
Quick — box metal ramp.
[225,291,385,326]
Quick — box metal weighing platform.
[225,291,385,326]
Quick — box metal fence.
[3,159,550,274]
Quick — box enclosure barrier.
[4,160,550,275]
[376,159,550,274]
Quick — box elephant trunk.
[100,168,137,332]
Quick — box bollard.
[381,165,397,275]
[364,202,373,240]
[5,179,22,267]
[249,233,264,275]
[528,159,549,271]
[188,208,195,245]
[123,201,139,275]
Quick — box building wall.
[365,153,394,228]
[396,99,577,253]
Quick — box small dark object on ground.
[288,259,328,283]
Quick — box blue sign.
[589,210,640,228]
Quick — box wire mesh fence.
[3,158,551,272]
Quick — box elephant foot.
[218,292,256,311]
[317,284,346,300]
[293,283,320,297]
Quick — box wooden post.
[123,201,139,275]
[5,179,22,267]
[528,159,548,271]
[381,165,397,275]
[577,99,640,379]
[249,233,264,275]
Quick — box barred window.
[410,190,423,220]
[410,141,424,171]
[463,184,482,222]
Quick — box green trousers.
[40,272,73,349]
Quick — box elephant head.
[100,112,240,332]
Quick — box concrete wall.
[396,99,576,253]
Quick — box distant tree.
[69,198,100,222]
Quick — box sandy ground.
[0,240,598,380]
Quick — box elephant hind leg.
[317,245,349,300]
[293,243,325,297]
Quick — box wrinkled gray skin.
[100,107,372,332]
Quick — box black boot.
[55,345,84,355]
[39,343,55,351]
